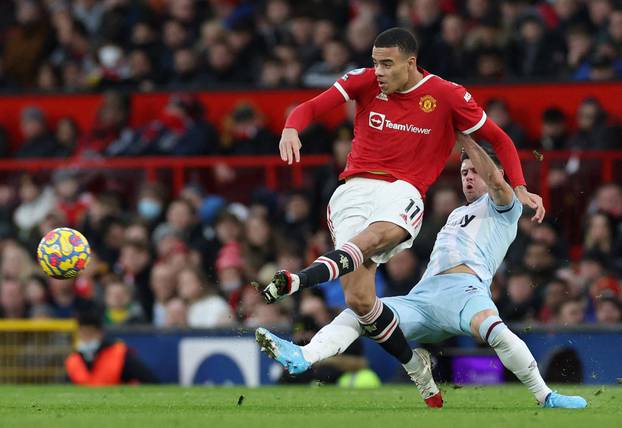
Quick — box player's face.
[371,46,414,94]
[460,159,488,202]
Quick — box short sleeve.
[333,68,376,102]
[449,84,487,134]
[487,194,522,224]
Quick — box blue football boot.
[255,327,311,375]
[543,391,588,409]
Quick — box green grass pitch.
[0,385,619,428]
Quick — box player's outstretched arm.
[457,133,514,206]
[280,86,347,164]
[473,119,545,223]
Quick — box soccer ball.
[37,227,91,279]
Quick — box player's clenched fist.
[279,128,302,165]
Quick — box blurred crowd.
[0,135,621,328]
[0,0,621,332]
[1,85,621,160]
[2,0,622,94]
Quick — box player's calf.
[474,313,552,405]
[298,241,364,287]
[258,242,364,303]
[357,297,413,364]
[481,317,587,408]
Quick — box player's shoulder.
[427,74,471,101]
[486,193,523,219]
[335,68,377,100]
[338,67,375,84]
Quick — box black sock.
[358,298,413,364]
[298,242,363,288]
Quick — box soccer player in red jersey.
[259,28,545,383]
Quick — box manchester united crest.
[419,95,437,113]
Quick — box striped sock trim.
[484,321,504,344]
[478,315,507,344]
[357,297,383,325]
[316,256,339,281]
[340,242,364,269]
[369,315,399,343]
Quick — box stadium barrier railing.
[0,319,76,384]
[0,155,333,194]
[105,324,622,386]
[0,150,620,208]
[0,321,619,385]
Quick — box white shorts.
[326,177,424,264]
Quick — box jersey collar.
[465,193,487,206]
[396,68,435,94]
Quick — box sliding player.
[257,133,586,409]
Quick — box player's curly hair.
[374,27,418,55]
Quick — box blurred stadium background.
[0,0,621,387]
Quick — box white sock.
[489,328,552,404]
[402,352,424,375]
[301,310,362,364]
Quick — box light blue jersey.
[382,192,522,342]
[422,193,522,286]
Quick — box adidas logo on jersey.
[368,112,431,134]
[376,92,388,101]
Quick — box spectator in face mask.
[65,310,158,385]
[136,182,167,226]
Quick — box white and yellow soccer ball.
[37,227,91,279]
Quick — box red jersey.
[285,68,526,191]
[334,67,485,194]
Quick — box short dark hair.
[460,142,502,169]
[542,107,565,124]
[374,27,418,55]
[77,308,103,329]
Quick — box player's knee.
[471,310,506,344]
[470,309,498,338]
[344,291,375,316]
